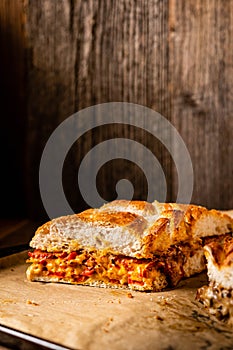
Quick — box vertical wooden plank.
[0,0,27,217]
[25,0,171,218]
[169,0,233,209]
[25,0,78,218]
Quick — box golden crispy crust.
[34,221,51,236]
[141,205,215,255]
[33,205,203,238]
[204,236,233,267]
[77,210,143,227]
[102,200,157,215]
[31,200,233,257]
[143,211,190,255]
[161,203,232,228]
[37,210,146,231]
[34,209,146,241]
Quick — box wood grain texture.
[25,0,171,218]
[169,0,233,209]
[0,0,27,217]
[0,0,232,220]
[0,219,39,249]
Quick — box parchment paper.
[1,251,233,350]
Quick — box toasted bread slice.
[29,200,233,258]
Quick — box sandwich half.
[196,235,233,325]
[26,200,233,291]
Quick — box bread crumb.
[127,292,134,298]
[118,299,121,304]
[26,299,39,306]
[105,317,113,327]
[160,299,169,306]
[2,299,15,304]
[155,315,164,321]
[102,317,113,332]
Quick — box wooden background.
[0,0,232,221]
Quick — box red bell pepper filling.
[28,248,183,288]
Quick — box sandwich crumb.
[102,317,113,333]
[159,299,169,306]
[155,315,164,321]
[107,300,114,304]
[106,317,113,326]
[2,299,16,304]
[127,292,134,298]
[26,299,39,306]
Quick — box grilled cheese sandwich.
[26,200,233,291]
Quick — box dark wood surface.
[0,0,232,221]
[0,220,39,250]
[0,0,27,218]
[170,0,233,210]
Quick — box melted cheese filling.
[27,250,170,291]
[27,235,225,291]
